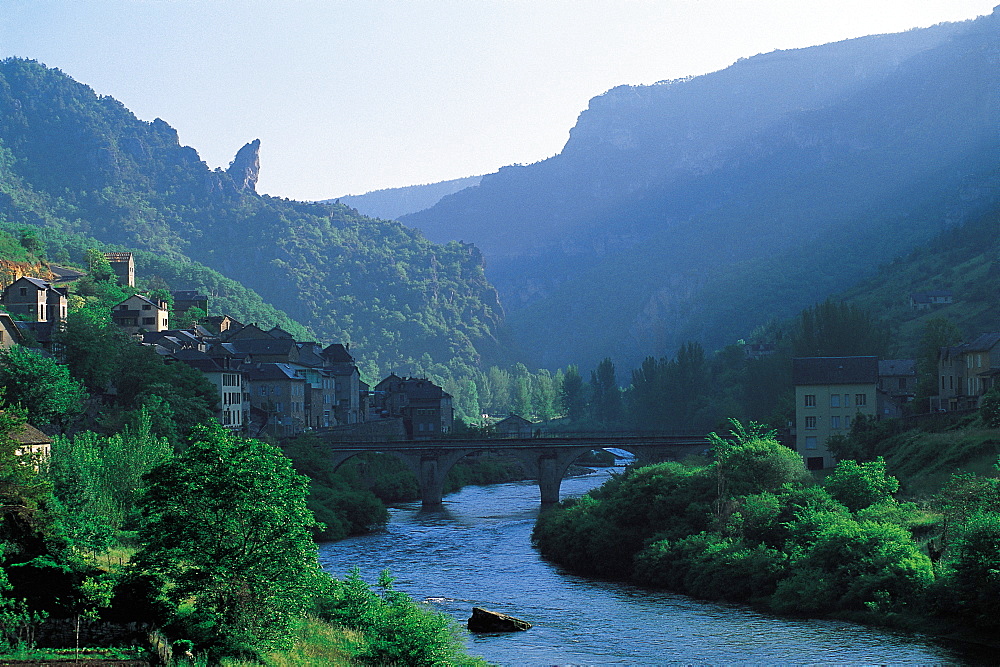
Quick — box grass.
[169,617,357,667]
[882,425,1000,496]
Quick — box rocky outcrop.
[227,139,261,193]
[467,606,531,632]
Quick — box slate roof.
[227,338,297,356]
[11,422,51,446]
[792,356,879,386]
[322,343,355,363]
[964,333,1000,353]
[246,362,304,382]
[878,359,916,377]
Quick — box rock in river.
[468,606,532,632]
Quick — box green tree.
[590,358,623,427]
[0,346,87,429]
[560,365,587,424]
[944,511,1000,629]
[823,458,900,512]
[980,389,1000,427]
[84,248,114,283]
[792,300,892,358]
[134,426,323,658]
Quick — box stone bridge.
[317,434,709,506]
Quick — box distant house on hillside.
[909,290,953,310]
[111,294,169,334]
[103,252,135,287]
[792,356,879,470]
[2,276,67,323]
[877,359,917,415]
[12,421,52,463]
[932,332,1000,411]
[171,290,209,315]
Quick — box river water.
[318,468,987,666]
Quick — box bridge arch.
[319,434,708,507]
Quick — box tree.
[560,365,587,424]
[823,458,899,512]
[84,249,114,283]
[0,347,87,429]
[590,358,623,427]
[134,426,323,658]
[792,300,892,358]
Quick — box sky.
[1,1,997,201]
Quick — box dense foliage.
[532,420,1000,633]
[134,426,325,657]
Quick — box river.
[318,467,989,666]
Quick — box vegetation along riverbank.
[532,418,1000,646]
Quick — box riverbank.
[319,467,972,664]
[531,429,1000,653]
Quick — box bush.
[942,511,1000,630]
[980,390,1000,427]
[823,458,899,512]
[322,569,483,666]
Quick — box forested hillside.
[840,204,1000,354]
[0,58,505,387]
[403,10,1000,372]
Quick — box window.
[804,394,816,407]
[142,317,154,325]
[978,354,983,368]
[949,376,954,390]
[941,376,946,391]
[275,402,283,413]
[805,436,817,450]
[844,394,850,406]
[855,394,867,406]
[898,377,907,390]
[19,288,26,296]
[831,416,841,429]
[805,416,816,429]
[142,304,151,311]
[844,415,851,428]
[119,304,128,310]
[830,395,841,408]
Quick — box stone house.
[373,375,453,438]
[103,252,135,287]
[111,294,169,334]
[2,276,67,322]
[932,332,1000,411]
[0,312,24,350]
[12,421,52,463]
[245,362,307,437]
[495,414,533,437]
[172,350,249,432]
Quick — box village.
[0,254,994,474]
[0,251,457,444]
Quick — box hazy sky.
[1,1,996,200]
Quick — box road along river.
[318,467,988,665]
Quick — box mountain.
[402,10,1000,372]
[329,175,483,222]
[0,58,505,387]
